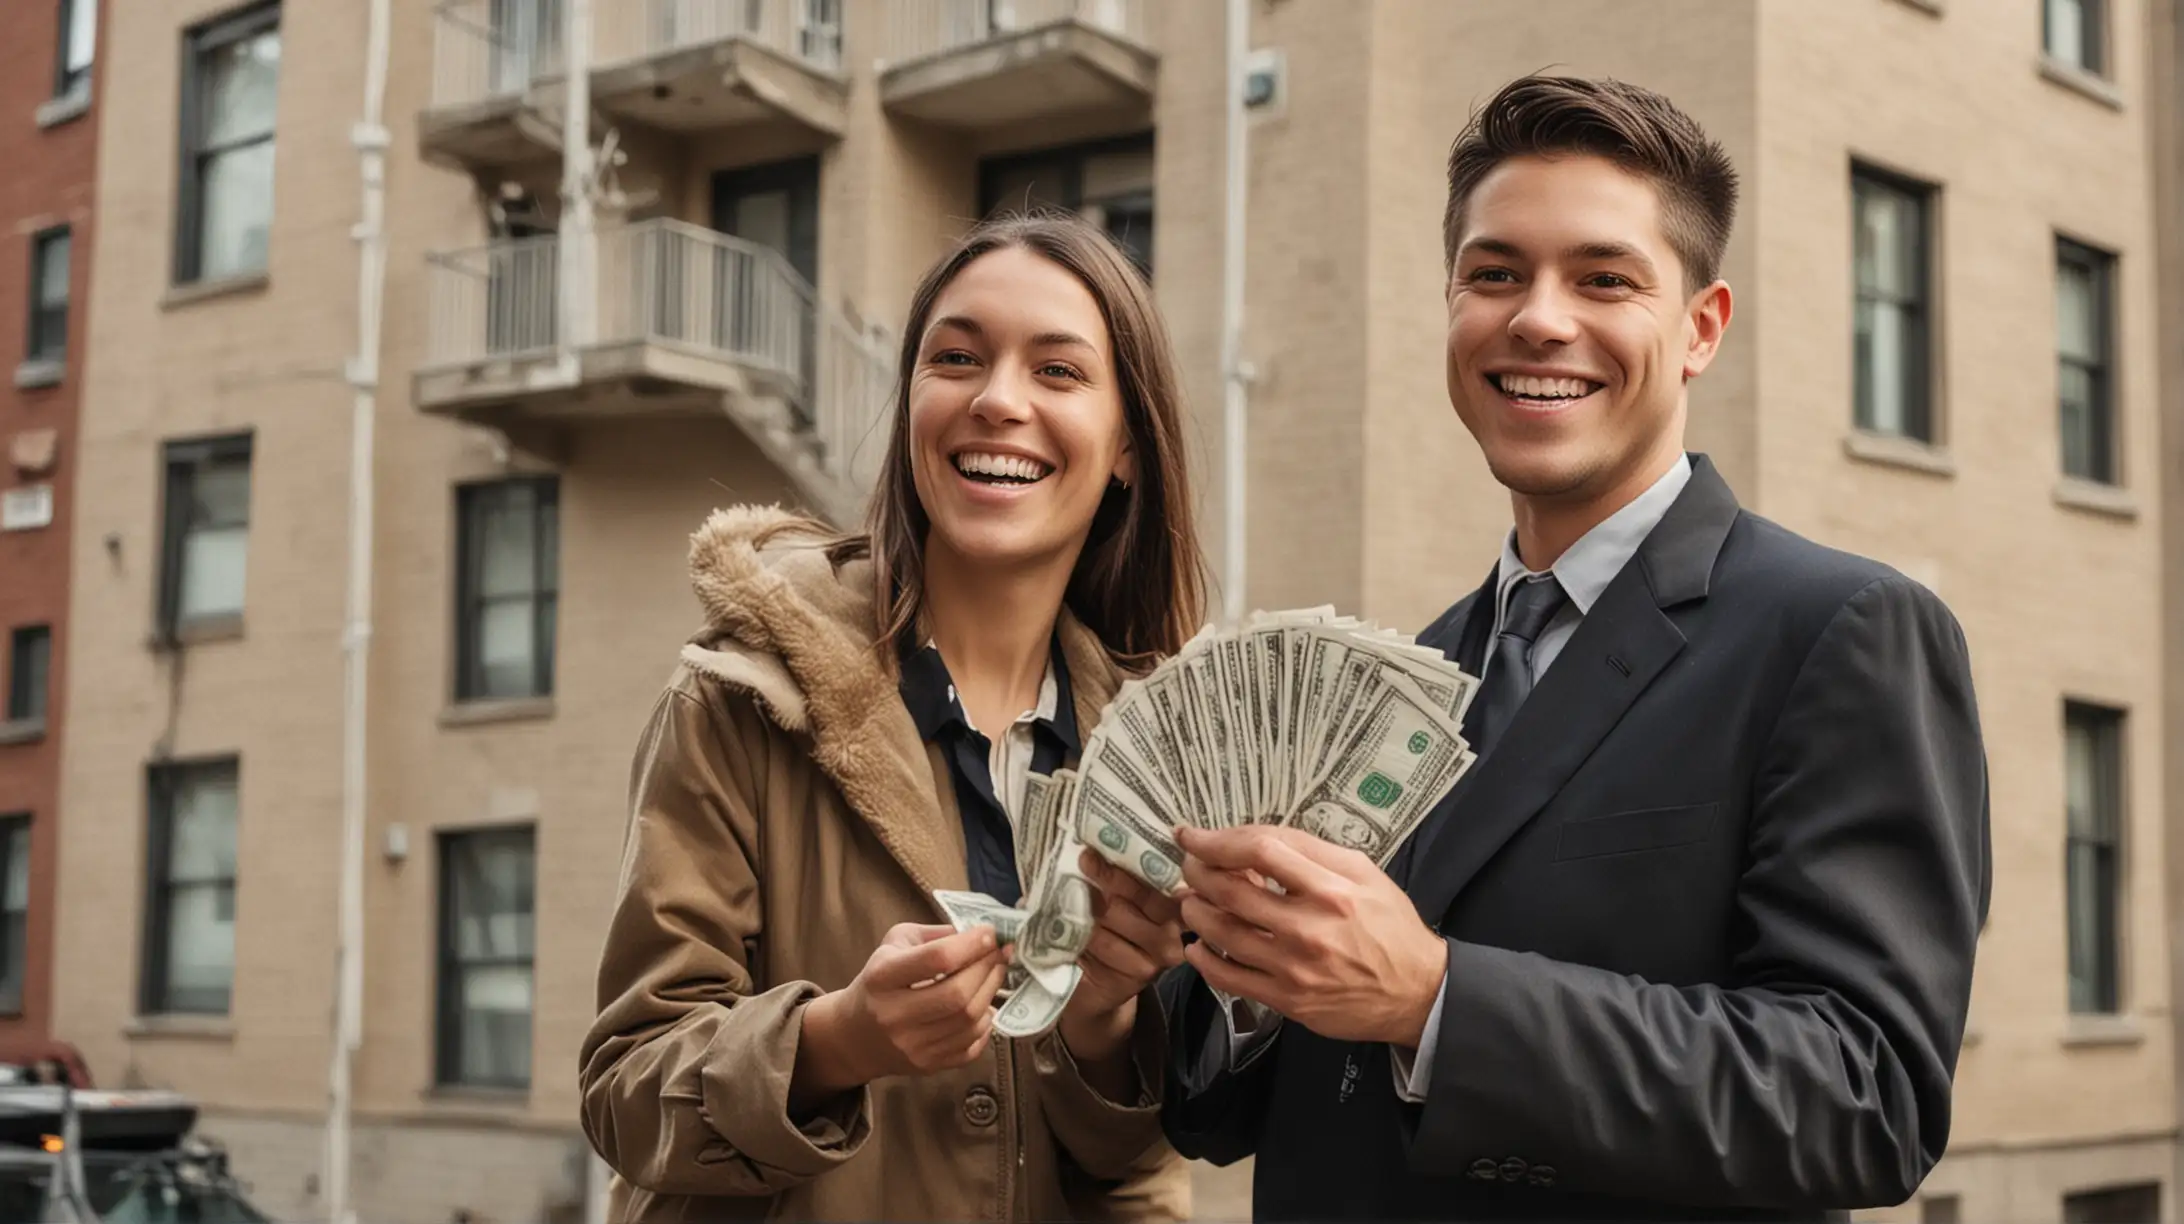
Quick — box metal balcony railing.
[431,0,844,112]
[422,220,893,486]
[882,0,1146,68]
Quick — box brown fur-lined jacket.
[578,507,1189,1222]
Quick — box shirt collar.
[899,637,1079,756]
[1496,453,1694,618]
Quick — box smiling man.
[1158,75,1992,1221]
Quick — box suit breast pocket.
[1553,802,1719,862]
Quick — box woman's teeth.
[1494,374,1601,401]
[953,452,1052,484]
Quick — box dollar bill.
[1287,674,1469,868]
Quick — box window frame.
[53,0,96,100]
[139,757,241,1017]
[157,433,254,641]
[6,627,52,727]
[0,814,28,1018]
[977,132,1157,279]
[2063,701,2125,1016]
[1850,163,1938,445]
[453,477,559,704]
[2055,236,2118,485]
[26,227,71,367]
[435,824,538,1090]
[173,1,281,286]
[2043,0,2107,77]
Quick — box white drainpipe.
[1221,0,1252,624]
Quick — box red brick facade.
[0,0,99,1045]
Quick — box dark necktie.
[1469,575,1571,759]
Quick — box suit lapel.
[1404,454,1743,925]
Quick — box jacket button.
[962,1086,999,1128]
[1528,1165,1557,1188]
[1468,1158,1499,1181]
[1498,1157,1529,1182]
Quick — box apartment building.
[42,0,2176,1222]
[0,0,101,1049]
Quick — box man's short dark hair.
[1443,75,1739,294]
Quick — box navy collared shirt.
[899,639,1079,906]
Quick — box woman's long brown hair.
[790,210,1207,673]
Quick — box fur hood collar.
[679,505,1126,897]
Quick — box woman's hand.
[1057,849,1188,1071]
[792,923,1010,1112]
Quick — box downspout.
[329,0,391,1214]
[1221,0,1252,623]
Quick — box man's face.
[1445,154,1729,504]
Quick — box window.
[176,4,280,284]
[2045,0,2106,76]
[1852,167,1934,442]
[980,135,1156,278]
[141,760,239,1016]
[1921,1194,1961,1224]
[0,817,27,1016]
[437,827,535,1088]
[455,479,558,702]
[26,229,69,367]
[2064,1184,2160,1224]
[158,435,252,637]
[2065,703,2124,1015]
[2057,239,2117,484]
[6,628,50,726]
[54,0,96,99]
[796,0,842,67]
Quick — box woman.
[579,211,1209,1222]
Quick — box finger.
[1261,824,1379,881]
[871,926,999,989]
[1184,940,1285,1012]
[1097,894,1179,960]
[1178,895,1282,973]
[1180,857,1291,934]
[1088,852,1184,923]
[884,922,963,949]
[1177,825,1349,897]
[1080,928,1158,986]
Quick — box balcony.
[879,0,1156,139]
[422,0,850,171]
[414,220,892,522]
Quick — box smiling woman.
[578,211,1207,1223]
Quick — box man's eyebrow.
[1457,237,1659,278]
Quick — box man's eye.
[1466,268,1517,285]
[1586,274,1632,290]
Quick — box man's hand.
[1175,824,1446,1048]
[1058,849,1188,1068]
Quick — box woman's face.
[908,246,1135,575]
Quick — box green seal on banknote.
[1097,821,1128,852]
[1357,771,1403,809]
[1407,731,1430,754]
[1142,850,1179,888]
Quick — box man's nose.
[1508,283,1581,349]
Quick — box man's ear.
[1682,281,1733,382]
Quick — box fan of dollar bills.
[935,607,1482,1038]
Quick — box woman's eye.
[1038,362,1086,381]
[929,350,976,366]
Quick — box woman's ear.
[1112,437,1138,489]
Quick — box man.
[1158,75,1990,1222]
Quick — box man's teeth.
[954,452,1051,482]
[1496,374,1599,400]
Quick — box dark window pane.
[2045,0,2106,74]
[28,230,69,362]
[2064,1183,2159,1224]
[144,760,239,1015]
[980,135,1156,279]
[178,7,280,283]
[7,628,49,724]
[0,819,29,1015]
[439,829,536,1087]
[2064,704,2123,1015]
[1851,172,1930,441]
[2056,242,2115,484]
[457,479,557,701]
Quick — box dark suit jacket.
[1159,455,1991,1222]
